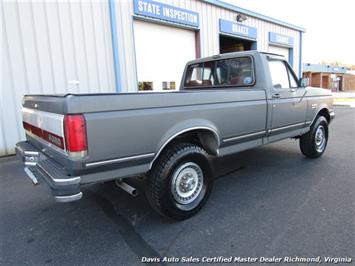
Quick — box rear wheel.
[146,143,213,220]
[300,116,329,158]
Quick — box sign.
[219,19,257,40]
[134,0,199,28]
[269,32,294,47]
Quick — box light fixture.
[236,13,247,22]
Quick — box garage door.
[134,20,196,91]
[268,45,289,62]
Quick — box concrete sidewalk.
[332,91,355,107]
[332,92,355,98]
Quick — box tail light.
[64,114,87,158]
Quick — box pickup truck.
[16,51,334,220]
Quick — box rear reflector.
[64,115,87,153]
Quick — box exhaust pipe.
[115,180,138,197]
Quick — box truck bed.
[22,90,268,176]
[23,90,266,114]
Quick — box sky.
[221,0,355,66]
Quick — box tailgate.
[22,94,68,114]
[22,107,67,155]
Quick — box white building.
[0,0,305,156]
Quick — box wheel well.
[149,128,220,169]
[318,108,330,123]
[169,129,220,156]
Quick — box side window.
[184,57,254,88]
[268,60,290,89]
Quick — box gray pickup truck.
[16,51,334,220]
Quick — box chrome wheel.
[171,162,203,205]
[315,125,326,152]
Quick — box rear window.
[184,57,254,88]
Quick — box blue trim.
[299,32,303,77]
[251,42,257,50]
[289,48,294,69]
[133,15,198,30]
[108,0,122,92]
[269,32,294,47]
[131,18,139,90]
[133,0,199,28]
[204,0,305,32]
[220,32,257,42]
[303,63,347,74]
[219,19,257,39]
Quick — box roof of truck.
[187,50,284,65]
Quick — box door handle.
[272,93,280,99]
[290,88,296,92]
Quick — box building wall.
[343,74,355,91]
[311,73,322,88]
[303,71,353,91]
[0,1,115,156]
[0,0,302,156]
[114,0,301,92]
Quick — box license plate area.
[16,141,46,166]
[23,151,40,166]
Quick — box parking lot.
[1,107,354,265]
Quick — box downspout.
[299,31,303,78]
[108,0,122,92]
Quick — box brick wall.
[311,73,322,87]
[343,74,355,91]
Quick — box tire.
[145,143,214,220]
[300,116,329,158]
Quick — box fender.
[306,103,334,126]
[149,119,221,169]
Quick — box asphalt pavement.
[0,107,354,265]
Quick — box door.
[184,56,267,156]
[268,59,307,139]
[268,45,289,62]
[134,20,196,91]
[219,35,257,53]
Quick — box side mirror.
[300,77,309,88]
[273,83,282,89]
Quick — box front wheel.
[145,143,213,220]
[300,116,329,158]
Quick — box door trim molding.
[223,130,266,143]
[269,122,306,133]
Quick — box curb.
[333,102,355,108]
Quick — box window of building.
[184,57,254,88]
[138,81,153,91]
[162,81,176,90]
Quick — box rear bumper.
[16,141,82,202]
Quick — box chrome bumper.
[16,141,82,203]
